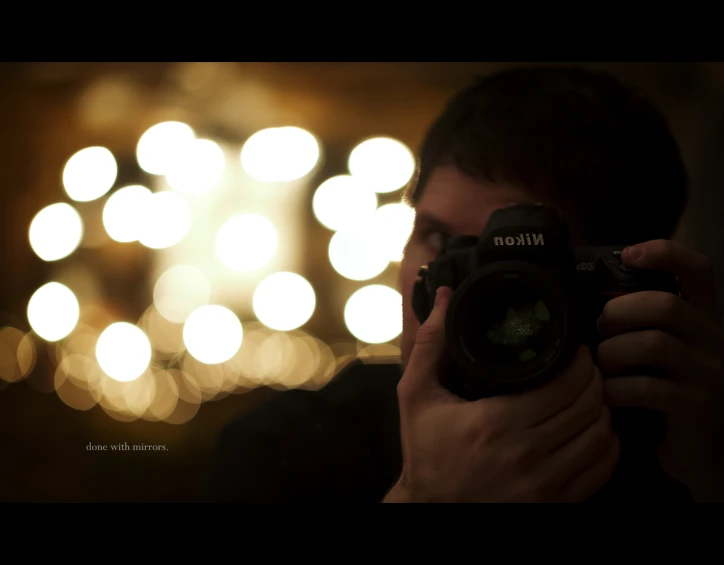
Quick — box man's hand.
[385,286,620,503]
[596,239,724,502]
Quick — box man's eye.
[423,230,447,253]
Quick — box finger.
[557,433,620,503]
[604,375,682,415]
[623,240,720,324]
[529,366,605,452]
[597,291,724,351]
[486,345,596,427]
[398,286,455,401]
[537,407,617,496]
[596,330,716,381]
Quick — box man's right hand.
[385,286,620,503]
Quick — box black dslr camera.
[412,204,690,501]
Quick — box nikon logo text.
[493,233,545,246]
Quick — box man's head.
[399,65,689,368]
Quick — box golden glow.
[312,175,378,231]
[183,305,242,364]
[252,272,315,331]
[181,350,226,399]
[166,138,225,195]
[102,185,152,243]
[144,370,179,421]
[153,264,211,324]
[29,203,84,261]
[95,322,152,382]
[138,191,192,249]
[63,146,118,202]
[0,327,36,383]
[138,306,186,359]
[136,121,195,175]
[54,355,100,411]
[344,285,402,343]
[241,127,320,182]
[164,369,201,424]
[328,227,389,281]
[358,342,401,359]
[348,137,415,193]
[372,202,415,262]
[215,213,278,272]
[27,282,80,342]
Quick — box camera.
[412,203,679,398]
[412,204,689,501]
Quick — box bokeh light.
[215,213,278,272]
[138,191,192,249]
[24,95,416,430]
[163,369,202,424]
[344,285,402,343]
[153,264,211,324]
[27,282,80,342]
[372,202,415,262]
[312,175,378,231]
[54,353,102,412]
[328,227,389,281]
[183,305,242,364]
[136,121,196,175]
[137,305,186,359]
[0,327,36,383]
[348,137,415,193]
[252,272,316,331]
[95,322,152,382]
[166,138,225,195]
[241,126,320,182]
[102,185,153,243]
[63,146,118,202]
[358,342,401,359]
[29,203,84,261]
[144,370,179,421]
[181,351,226,398]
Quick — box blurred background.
[1,62,723,502]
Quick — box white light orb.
[312,175,378,231]
[165,138,225,195]
[183,305,243,364]
[252,272,316,331]
[137,121,196,175]
[63,146,118,202]
[240,126,320,182]
[28,203,84,261]
[27,282,80,342]
[344,285,402,344]
[328,227,389,281]
[215,213,278,272]
[102,185,153,243]
[138,191,192,249]
[153,265,211,324]
[348,137,415,193]
[372,202,416,261]
[96,322,152,382]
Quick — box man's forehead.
[414,166,539,236]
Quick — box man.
[206,65,724,502]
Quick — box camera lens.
[458,280,558,372]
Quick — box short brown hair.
[404,66,689,246]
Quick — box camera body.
[412,204,679,399]
[412,204,687,501]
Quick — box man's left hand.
[596,239,724,501]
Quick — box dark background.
[1,62,722,502]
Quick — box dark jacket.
[206,359,693,502]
